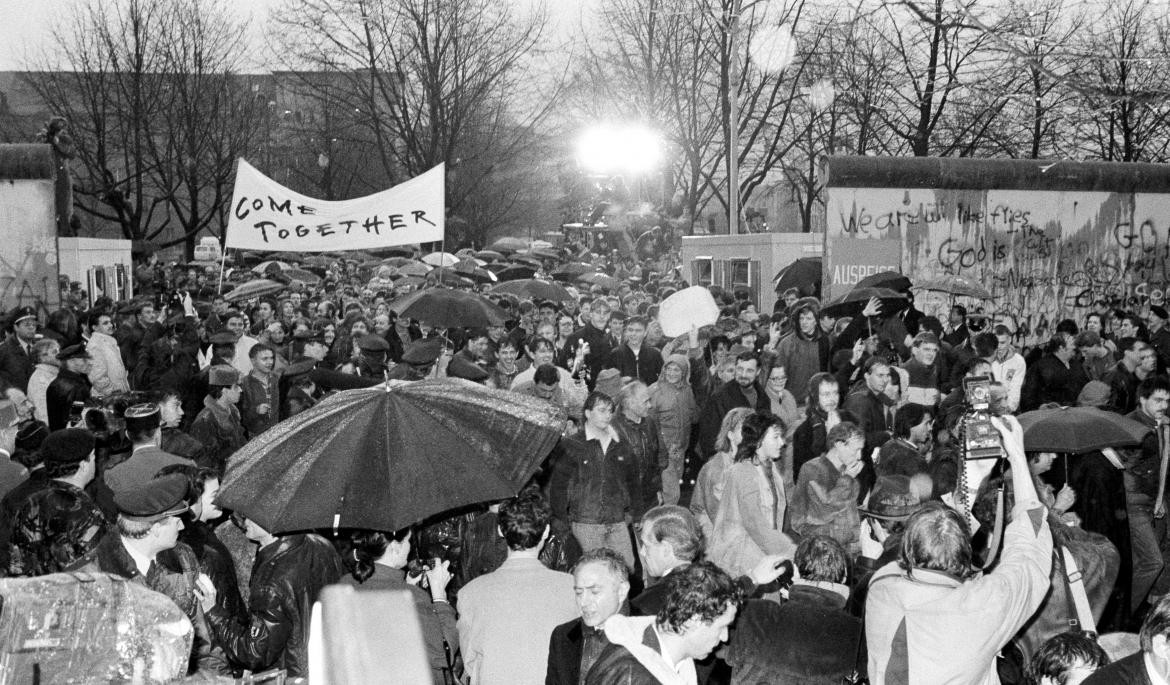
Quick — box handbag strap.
[1058,543,1097,635]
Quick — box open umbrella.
[381,246,416,258]
[425,269,477,289]
[520,247,561,261]
[550,262,595,282]
[301,255,332,268]
[492,264,538,281]
[914,274,994,300]
[422,252,460,268]
[820,287,908,319]
[772,257,822,297]
[475,250,505,262]
[1016,406,1151,453]
[578,272,621,291]
[217,379,567,534]
[855,271,912,293]
[453,258,499,283]
[272,251,303,262]
[489,237,528,253]
[510,255,543,268]
[490,279,575,303]
[252,261,291,274]
[224,279,287,302]
[390,287,510,327]
[394,261,432,277]
[285,268,321,285]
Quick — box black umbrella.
[390,287,510,327]
[217,380,567,533]
[490,279,575,303]
[820,287,909,319]
[1016,406,1151,453]
[855,271,912,293]
[224,279,287,302]
[489,237,529,253]
[492,264,538,281]
[772,257,822,297]
[550,262,595,282]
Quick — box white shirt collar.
[1146,653,1170,685]
[584,423,619,444]
[122,539,155,577]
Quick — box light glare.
[577,124,662,175]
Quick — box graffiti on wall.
[825,187,1170,343]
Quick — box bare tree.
[21,0,264,254]
[271,0,564,247]
[1067,0,1170,162]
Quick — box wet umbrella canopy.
[390,287,510,328]
[1016,406,1151,453]
[217,379,567,533]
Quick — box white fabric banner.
[224,159,444,252]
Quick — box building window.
[692,257,713,287]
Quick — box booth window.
[727,258,759,308]
[692,257,714,287]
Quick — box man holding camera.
[865,414,1052,685]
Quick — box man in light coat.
[86,312,130,397]
[865,414,1052,685]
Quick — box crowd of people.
[3,247,1170,684]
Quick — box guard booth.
[680,233,822,313]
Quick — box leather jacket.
[205,533,345,677]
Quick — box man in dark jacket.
[584,561,742,684]
[1124,376,1170,613]
[564,300,616,389]
[726,536,862,684]
[0,306,39,392]
[189,366,246,471]
[200,515,344,678]
[612,381,667,520]
[697,350,767,459]
[1083,593,1170,683]
[609,316,664,386]
[547,548,630,685]
[46,344,94,431]
[550,391,637,569]
[1020,332,1089,411]
[843,357,893,454]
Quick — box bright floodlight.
[577,124,662,175]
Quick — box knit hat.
[41,428,96,465]
[1076,380,1112,408]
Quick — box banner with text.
[225,160,444,252]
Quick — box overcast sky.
[0,0,592,71]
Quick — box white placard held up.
[224,160,444,252]
[658,285,720,337]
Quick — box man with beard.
[697,351,767,459]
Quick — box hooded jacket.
[648,354,699,452]
[585,615,696,685]
[774,326,830,408]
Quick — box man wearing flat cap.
[105,403,196,494]
[339,333,391,378]
[45,344,94,431]
[1147,305,1170,371]
[190,366,247,471]
[0,306,39,392]
[81,471,230,674]
[7,428,108,576]
[387,339,444,381]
